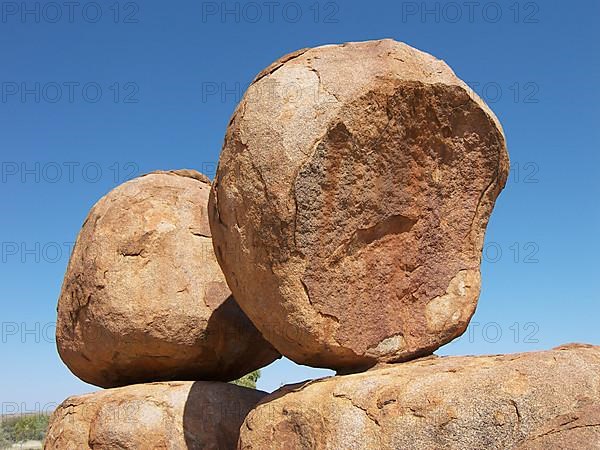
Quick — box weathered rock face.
[44,381,266,450]
[238,344,600,450]
[514,403,600,450]
[209,39,509,370]
[57,170,279,388]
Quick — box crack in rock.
[333,392,381,427]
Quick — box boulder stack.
[48,40,597,450]
[209,39,509,371]
[49,170,278,449]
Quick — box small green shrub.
[231,370,261,389]
[0,413,50,446]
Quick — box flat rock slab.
[210,39,509,371]
[44,381,266,450]
[238,344,600,450]
[57,170,279,388]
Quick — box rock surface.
[57,170,279,388]
[238,344,600,450]
[44,381,266,450]
[514,403,600,450]
[209,39,509,370]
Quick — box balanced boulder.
[57,170,279,388]
[209,39,509,370]
[238,344,600,450]
[44,381,266,450]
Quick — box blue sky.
[0,0,598,411]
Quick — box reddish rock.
[514,403,600,450]
[210,39,509,370]
[57,170,279,388]
[44,381,266,450]
[238,344,600,450]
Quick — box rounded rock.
[57,170,279,388]
[209,40,509,371]
[45,381,267,450]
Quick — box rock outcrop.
[209,39,509,371]
[46,39,594,450]
[238,344,600,450]
[44,381,266,450]
[57,170,279,388]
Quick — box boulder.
[57,170,279,388]
[44,381,266,450]
[209,39,509,370]
[238,344,600,450]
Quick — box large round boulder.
[57,170,279,388]
[209,39,509,371]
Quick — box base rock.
[239,344,600,450]
[45,381,266,450]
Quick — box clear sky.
[1,0,598,413]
